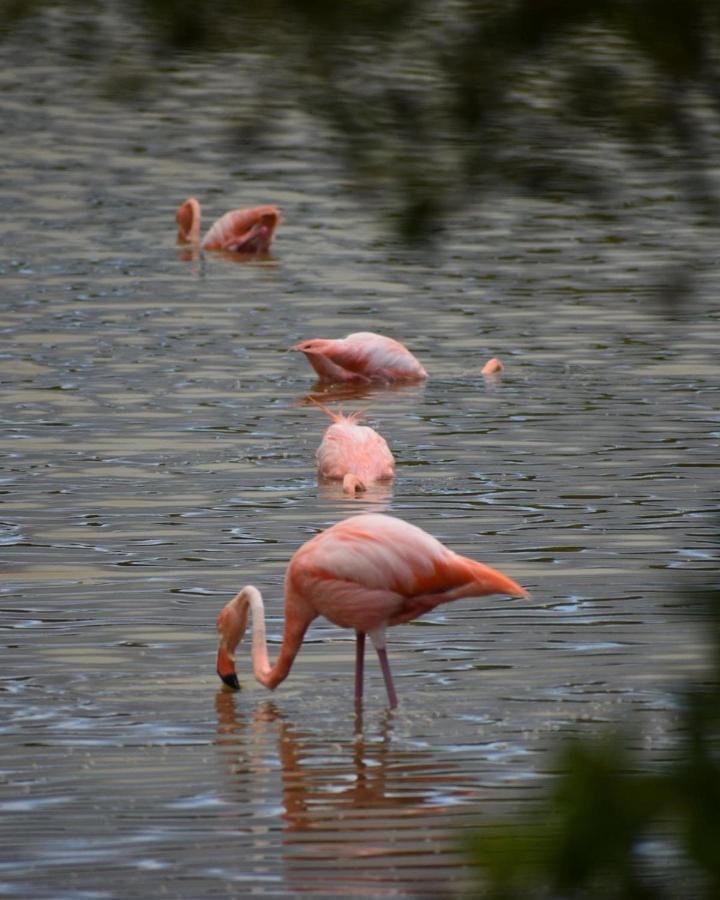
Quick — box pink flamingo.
[216,513,527,708]
[176,197,281,253]
[481,357,504,376]
[291,332,428,384]
[313,401,395,494]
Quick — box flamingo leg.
[375,646,398,709]
[355,630,365,705]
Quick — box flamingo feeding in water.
[176,197,281,253]
[291,332,428,384]
[216,513,527,708]
[313,401,395,493]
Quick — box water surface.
[1,14,719,899]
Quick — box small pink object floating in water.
[291,332,428,385]
[312,400,395,494]
[175,197,281,254]
[481,357,504,376]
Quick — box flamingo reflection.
[296,378,426,409]
[214,694,476,894]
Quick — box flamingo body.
[216,513,527,707]
[291,332,428,384]
[176,197,281,254]
[314,403,394,493]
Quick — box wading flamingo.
[291,332,428,384]
[216,513,527,708]
[176,197,281,253]
[313,401,395,493]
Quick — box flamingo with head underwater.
[176,197,281,254]
[216,513,527,708]
[291,332,428,384]
[312,400,395,494]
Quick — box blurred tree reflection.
[3,1,720,240]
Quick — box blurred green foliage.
[465,588,720,899]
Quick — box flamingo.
[312,400,395,494]
[481,357,504,376]
[291,332,428,384]
[216,513,527,708]
[175,197,281,253]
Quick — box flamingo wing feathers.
[316,422,395,483]
[293,333,427,383]
[286,514,526,633]
[325,333,427,382]
[201,204,281,252]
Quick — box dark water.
[2,13,719,900]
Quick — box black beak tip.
[219,672,240,691]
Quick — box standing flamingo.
[176,197,281,253]
[291,332,428,384]
[313,401,395,493]
[216,513,527,708]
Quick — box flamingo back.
[335,332,428,382]
[285,514,526,633]
[293,332,427,383]
[315,408,395,489]
[202,204,281,252]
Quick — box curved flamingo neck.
[242,585,306,691]
[242,586,272,684]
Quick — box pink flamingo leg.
[375,646,398,709]
[355,631,365,704]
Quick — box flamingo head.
[290,338,329,355]
[216,645,239,690]
[216,589,250,690]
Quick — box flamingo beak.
[216,643,240,690]
[220,672,240,690]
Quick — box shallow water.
[2,12,720,899]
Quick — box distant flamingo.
[481,357,504,376]
[176,197,281,253]
[291,332,428,384]
[312,401,395,494]
[216,513,527,708]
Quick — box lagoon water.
[1,10,719,898]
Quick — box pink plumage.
[313,402,395,493]
[216,513,528,707]
[481,357,504,376]
[286,514,527,632]
[176,197,281,254]
[291,332,428,384]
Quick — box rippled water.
[2,13,719,899]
